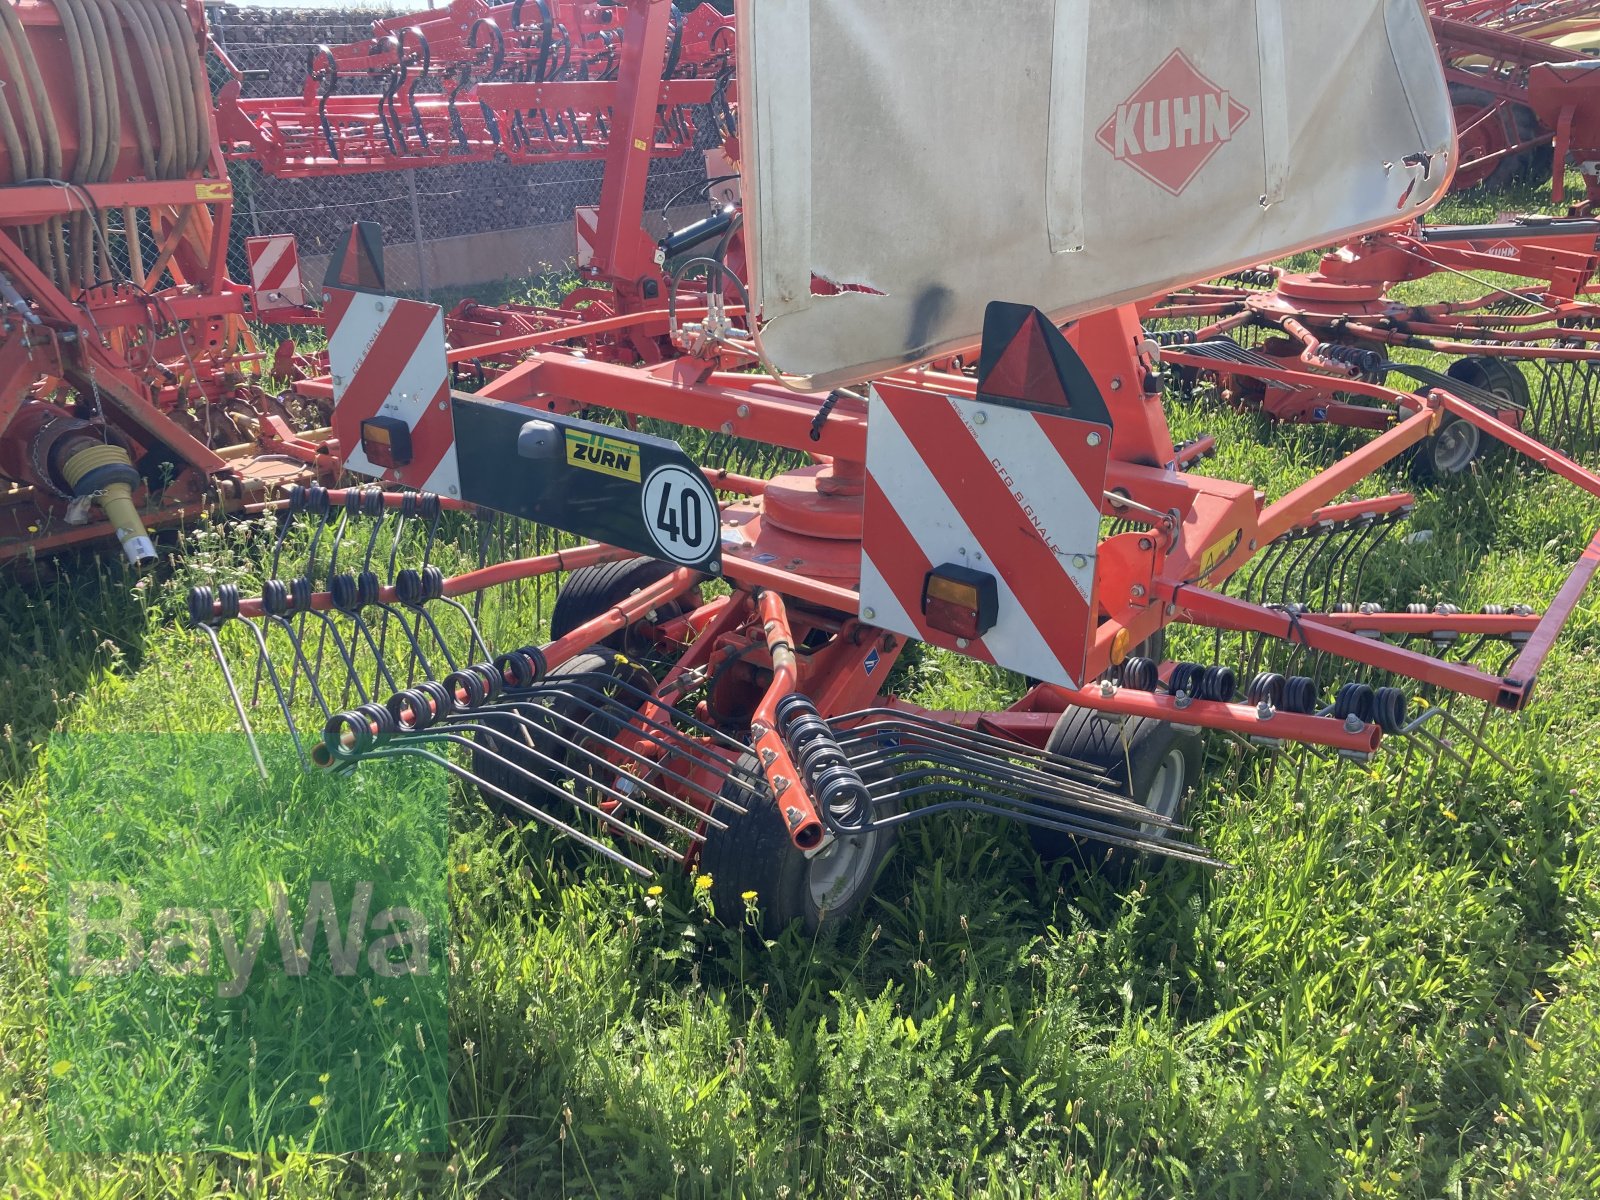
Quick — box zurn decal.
[565,430,642,481]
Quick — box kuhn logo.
[1096,50,1251,196]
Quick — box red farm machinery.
[1427,1,1600,204]
[167,0,1600,932]
[0,0,737,563]
[0,0,316,565]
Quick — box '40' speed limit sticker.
[640,464,719,565]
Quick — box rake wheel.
[1447,84,1538,190]
[701,753,895,938]
[469,648,654,823]
[549,558,704,653]
[1029,710,1203,875]
[1413,357,1522,480]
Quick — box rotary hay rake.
[178,0,1600,934]
[1147,216,1600,464]
[1428,10,1600,203]
[226,0,747,380]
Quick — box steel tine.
[230,617,312,771]
[379,602,440,685]
[458,717,716,841]
[410,727,690,858]
[265,613,334,722]
[195,622,269,781]
[300,609,373,709]
[507,694,745,814]
[366,742,655,876]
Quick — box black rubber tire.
[1028,709,1203,873]
[1412,357,1522,482]
[701,754,895,938]
[1447,356,1529,411]
[469,648,653,822]
[1448,84,1539,190]
[549,559,703,651]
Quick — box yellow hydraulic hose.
[96,0,153,180]
[112,0,175,180]
[135,0,192,175]
[0,0,61,283]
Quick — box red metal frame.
[0,0,335,563]
[211,0,735,180]
[291,273,1600,822]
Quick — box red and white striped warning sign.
[859,382,1110,689]
[326,287,459,497]
[574,205,600,269]
[245,234,305,307]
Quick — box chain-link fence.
[208,4,716,299]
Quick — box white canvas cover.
[737,0,1454,390]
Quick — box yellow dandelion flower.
[694,874,713,891]
[456,863,470,874]
[740,890,758,903]
[372,996,387,1008]
[319,1073,330,1084]
[309,1095,324,1108]
[51,1060,72,1077]
[647,885,663,896]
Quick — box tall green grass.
[1,185,1599,1195]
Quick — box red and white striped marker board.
[859,381,1110,689]
[574,205,600,269]
[245,234,306,308]
[326,286,459,497]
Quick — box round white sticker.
[640,464,717,564]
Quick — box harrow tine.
[299,607,375,710]
[343,605,404,700]
[834,708,1114,784]
[367,741,657,877]
[820,708,1221,866]
[860,781,1225,868]
[863,752,1188,831]
[230,616,314,772]
[491,694,741,822]
[1324,514,1377,609]
[263,611,334,722]
[427,593,493,665]
[447,722,698,855]
[193,621,269,782]
[833,718,1117,795]
[1393,702,1512,777]
[373,601,441,685]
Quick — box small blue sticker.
[863,648,881,676]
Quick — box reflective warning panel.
[858,304,1112,688]
[451,398,723,574]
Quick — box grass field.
[4,188,1600,1197]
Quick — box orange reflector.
[360,416,412,468]
[921,563,998,640]
[1110,627,1132,665]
